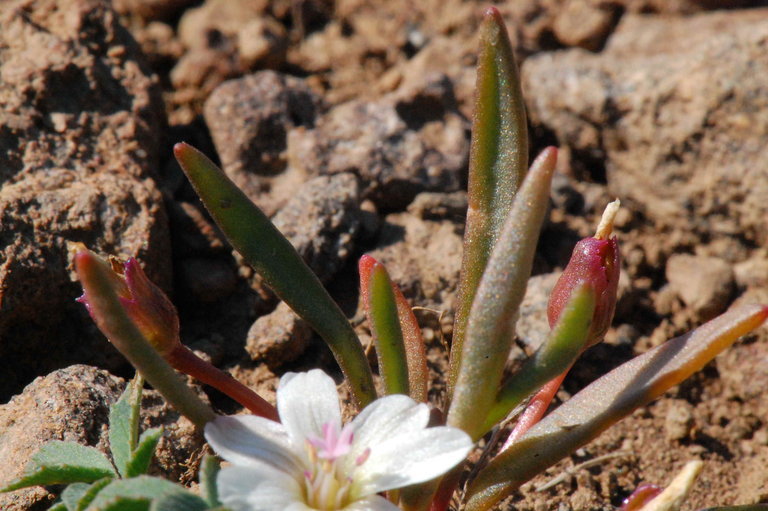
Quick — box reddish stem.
[167,345,279,421]
[501,369,569,452]
[429,467,463,511]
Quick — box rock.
[177,257,238,303]
[0,365,121,509]
[376,36,477,118]
[0,0,169,399]
[204,71,321,215]
[169,0,288,117]
[366,207,464,314]
[664,399,694,442]
[407,191,467,222]
[287,75,469,210]
[177,0,269,51]
[498,0,755,57]
[270,173,363,284]
[522,10,768,256]
[236,17,288,70]
[113,0,196,21]
[666,254,734,320]
[552,1,621,51]
[245,301,312,367]
[0,365,204,510]
[166,200,227,257]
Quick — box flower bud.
[547,201,621,347]
[77,252,180,356]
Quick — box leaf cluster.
[1,377,224,511]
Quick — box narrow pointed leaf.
[125,428,162,478]
[392,280,429,403]
[448,147,557,440]
[483,283,595,431]
[109,376,143,478]
[465,304,768,511]
[174,143,375,408]
[1,442,116,491]
[360,255,425,398]
[75,251,216,430]
[449,6,529,396]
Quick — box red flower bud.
[547,201,621,347]
[77,253,180,356]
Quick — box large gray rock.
[287,74,470,210]
[204,71,321,216]
[523,10,768,254]
[0,0,168,399]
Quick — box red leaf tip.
[173,142,188,157]
[483,5,501,18]
[358,254,379,274]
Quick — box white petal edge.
[343,495,402,511]
[352,425,473,496]
[346,394,430,467]
[217,464,306,511]
[278,369,343,446]
[205,415,302,475]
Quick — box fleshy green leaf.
[198,455,221,507]
[1,441,116,491]
[448,147,557,441]
[125,428,162,478]
[392,277,429,404]
[174,142,376,408]
[50,504,69,511]
[75,250,216,430]
[83,476,184,511]
[359,256,410,396]
[149,492,209,511]
[464,304,768,511]
[483,283,595,431]
[90,498,149,511]
[448,6,529,397]
[110,376,144,478]
[62,483,92,511]
[75,478,114,511]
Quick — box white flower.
[205,369,473,511]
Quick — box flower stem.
[167,344,279,421]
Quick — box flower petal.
[218,464,307,511]
[352,425,473,495]
[343,495,402,511]
[278,369,342,446]
[347,394,430,463]
[205,415,302,475]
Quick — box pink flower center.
[308,422,354,461]
[303,421,371,510]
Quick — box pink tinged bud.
[77,253,180,356]
[120,258,180,356]
[548,202,621,347]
